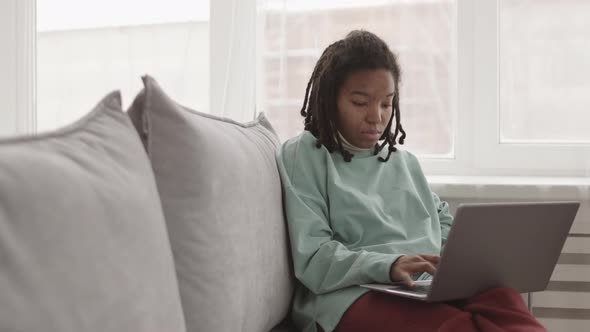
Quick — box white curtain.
[210,0,258,123]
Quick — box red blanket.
[323,287,546,332]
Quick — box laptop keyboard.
[410,285,431,295]
[389,284,430,295]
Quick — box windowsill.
[427,175,590,187]
[426,175,590,200]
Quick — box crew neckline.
[336,131,371,153]
[336,131,383,159]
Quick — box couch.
[0,76,297,332]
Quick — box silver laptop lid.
[427,201,580,302]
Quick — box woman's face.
[336,68,395,149]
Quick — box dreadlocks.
[300,30,406,162]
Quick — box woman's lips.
[362,131,381,140]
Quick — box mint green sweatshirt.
[276,131,454,332]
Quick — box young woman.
[276,30,546,332]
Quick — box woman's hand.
[389,255,440,288]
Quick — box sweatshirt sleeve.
[432,192,453,249]
[404,150,454,252]
[276,139,400,295]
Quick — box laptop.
[360,201,580,302]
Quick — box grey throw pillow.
[0,92,186,332]
[127,76,294,332]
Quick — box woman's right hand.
[389,255,440,288]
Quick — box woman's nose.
[366,105,381,123]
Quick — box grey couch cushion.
[127,76,294,332]
[0,92,186,332]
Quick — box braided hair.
[300,30,406,162]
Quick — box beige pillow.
[0,92,186,332]
[127,76,294,332]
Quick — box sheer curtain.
[210,0,258,123]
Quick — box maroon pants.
[320,288,546,332]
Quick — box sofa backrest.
[127,75,295,332]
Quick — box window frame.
[420,0,590,178]
[473,0,590,177]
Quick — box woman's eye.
[352,101,368,106]
[382,104,392,109]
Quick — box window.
[259,0,457,157]
[471,0,590,176]
[499,0,590,144]
[4,0,589,177]
[36,0,210,131]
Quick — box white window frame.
[3,0,589,178]
[473,0,590,177]
[420,0,590,178]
